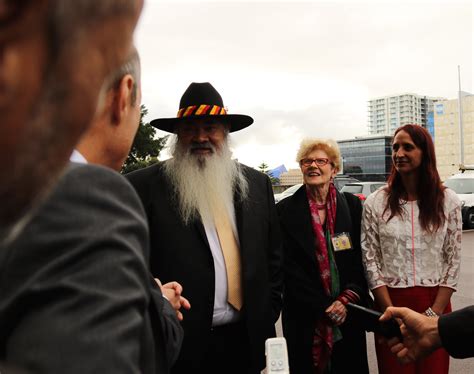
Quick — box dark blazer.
[439,306,474,359]
[277,185,370,374]
[127,161,284,372]
[0,163,182,374]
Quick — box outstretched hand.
[379,306,442,364]
[156,280,191,321]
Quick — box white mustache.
[189,142,215,153]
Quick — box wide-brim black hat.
[150,82,254,133]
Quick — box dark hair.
[384,124,445,232]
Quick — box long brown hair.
[384,124,445,232]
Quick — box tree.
[257,162,280,185]
[121,105,169,174]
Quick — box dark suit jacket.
[277,186,370,374]
[439,306,474,359]
[0,163,182,373]
[127,161,284,372]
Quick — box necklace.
[315,202,326,210]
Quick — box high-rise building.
[434,93,474,180]
[338,135,393,181]
[368,93,445,135]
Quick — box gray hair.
[107,47,141,105]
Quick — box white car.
[444,171,474,229]
[274,184,303,204]
[273,176,361,204]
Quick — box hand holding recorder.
[346,302,402,340]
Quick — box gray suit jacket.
[0,163,182,373]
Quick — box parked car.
[340,182,387,201]
[273,176,361,204]
[274,183,303,203]
[444,172,474,229]
[333,175,360,191]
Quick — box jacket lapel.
[233,190,245,249]
[334,190,351,234]
[194,220,210,247]
[281,186,317,263]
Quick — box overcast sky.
[135,0,473,170]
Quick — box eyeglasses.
[300,158,330,167]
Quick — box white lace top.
[361,188,462,290]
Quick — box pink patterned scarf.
[306,183,339,374]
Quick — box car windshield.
[341,184,363,194]
[444,178,474,194]
[333,177,359,190]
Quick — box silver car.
[340,182,387,201]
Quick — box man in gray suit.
[0,50,184,373]
[0,0,143,244]
[73,48,191,323]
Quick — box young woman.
[361,124,462,374]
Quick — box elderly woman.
[277,138,370,374]
[361,125,462,374]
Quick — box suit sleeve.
[4,165,159,373]
[148,275,183,367]
[265,175,285,322]
[282,238,333,316]
[438,306,474,358]
[340,193,371,306]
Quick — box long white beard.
[163,136,249,227]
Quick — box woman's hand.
[325,300,347,326]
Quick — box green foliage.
[257,162,280,185]
[121,105,168,174]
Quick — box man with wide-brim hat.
[127,82,283,374]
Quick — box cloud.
[136,1,472,169]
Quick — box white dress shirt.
[70,150,87,164]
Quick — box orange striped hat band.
[177,104,227,118]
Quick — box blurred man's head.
[76,48,141,171]
[0,0,143,242]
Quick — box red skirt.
[374,286,451,374]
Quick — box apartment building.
[434,94,474,180]
[279,168,303,186]
[368,93,445,135]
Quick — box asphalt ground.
[270,229,474,373]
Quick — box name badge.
[331,232,352,252]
